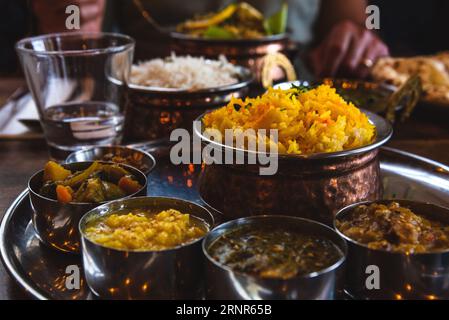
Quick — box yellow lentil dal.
[84,209,208,251]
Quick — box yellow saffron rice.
[203,85,376,155]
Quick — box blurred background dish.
[135,1,299,84]
[175,2,288,39]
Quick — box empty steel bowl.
[65,145,156,175]
[334,200,449,300]
[196,109,393,225]
[28,161,147,253]
[124,65,253,142]
[79,196,214,299]
[203,215,347,300]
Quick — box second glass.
[16,32,135,159]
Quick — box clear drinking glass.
[16,32,135,159]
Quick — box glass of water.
[16,32,135,159]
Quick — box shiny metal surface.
[124,66,253,141]
[1,146,449,299]
[203,215,347,300]
[334,200,449,300]
[65,146,156,175]
[28,162,148,254]
[196,110,393,225]
[80,196,214,299]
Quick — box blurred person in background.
[16,0,449,78]
[29,0,389,79]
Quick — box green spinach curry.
[208,227,343,279]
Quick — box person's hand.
[32,0,105,33]
[308,20,389,79]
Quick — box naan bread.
[372,52,449,105]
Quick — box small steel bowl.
[334,200,449,300]
[203,215,347,300]
[124,65,253,142]
[79,196,214,299]
[28,161,148,254]
[195,109,393,225]
[65,146,156,175]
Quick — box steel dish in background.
[79,196,214,299]
[170,32,294,83]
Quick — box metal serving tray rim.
[0,189,48,300]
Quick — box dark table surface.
[0,77,448,300]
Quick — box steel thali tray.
[1,146,449,300]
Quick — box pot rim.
[334,199,449,256]
[202,215,347,282]
[169,31,289,44]
[194,108,393,160]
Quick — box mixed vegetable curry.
[176,2,288,39]
[39,161,143,204]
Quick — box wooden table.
[0,77,448,300]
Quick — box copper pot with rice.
[124,55,253,142]
[195,85,393,225]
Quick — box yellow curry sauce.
[84,209,208,251]
[337,202,449,254]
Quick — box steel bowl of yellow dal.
[79,196,214,299]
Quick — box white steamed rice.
[130,53,240,90]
